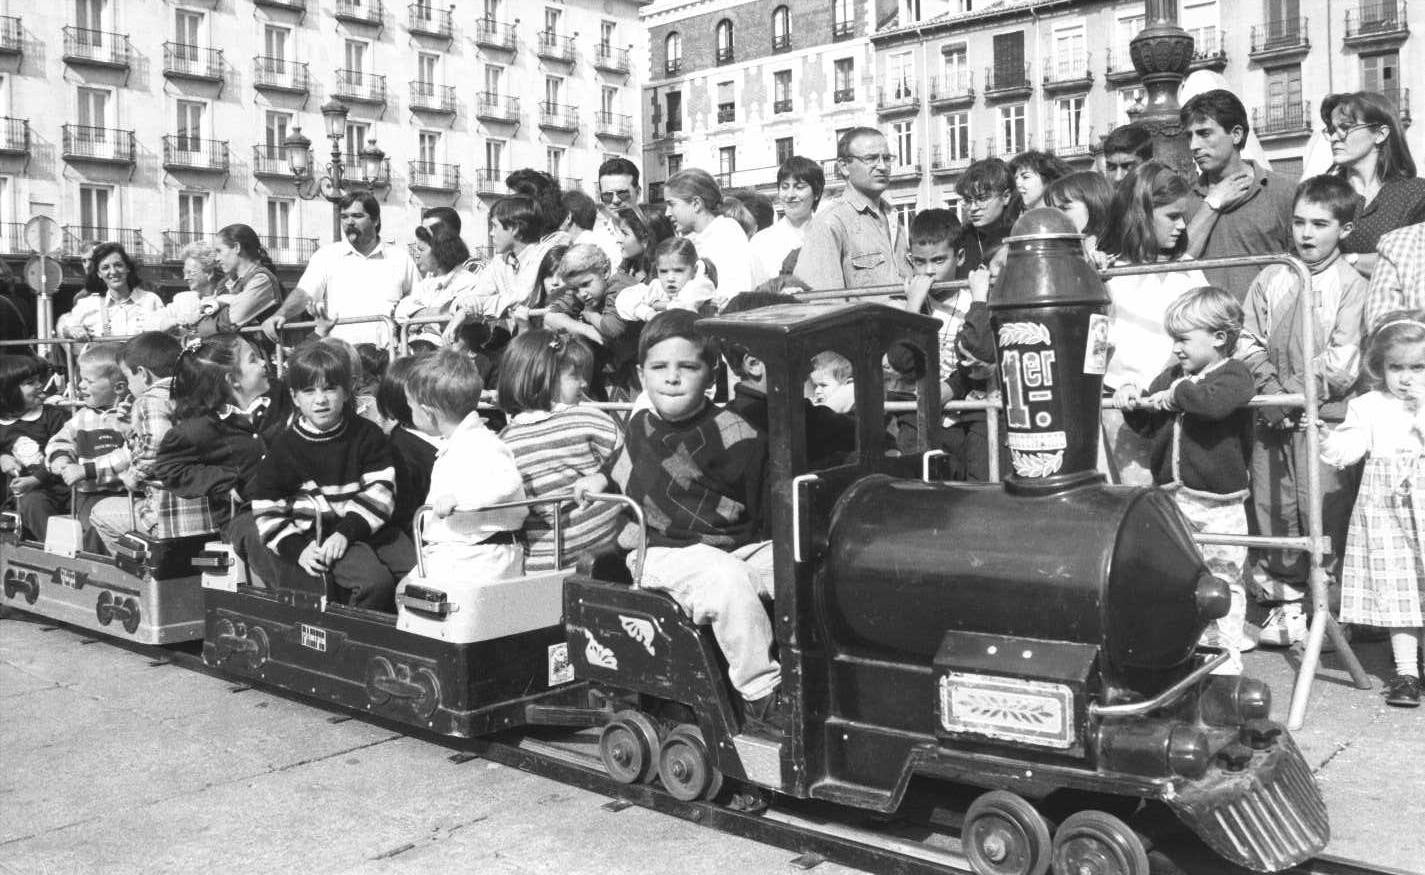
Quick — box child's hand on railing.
[8,475,38,496]
[1113,383,1143,411]
[60,464,86,486]
[432,494,457,518]
[572,474,608,506]
[119,468,145,492]
[318,532,349,565]
[298,540,329,576]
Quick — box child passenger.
[1238,175,1367,646]
[376,355,439,539]
[250,340,414,611]
[808,351,855,413]
[498,331,624,572]
[405,349,527,581]
[0,354,69,540]
[45,342,130,551]
[1321,314,1425,707]
[609,311,781,731]
[1122,287,1255,675]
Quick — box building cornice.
[871,0,1078,46]
[642,0,762,27]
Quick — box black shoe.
[743,687,787,735]
[1385,674,1421,708]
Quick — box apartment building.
[640,0,878,205]
[0,0,648,285]
[870,0,1418,211]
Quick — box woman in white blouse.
[750,156,825,285]
[57,242,163,339]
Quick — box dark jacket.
[1123,358,1255,494]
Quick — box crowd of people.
[3,87,1425,731]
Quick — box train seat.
[395,565,570,644]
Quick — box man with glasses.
[1180,89,1296,300]
[597,157,643,212]
[794,127,908,291]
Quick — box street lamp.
[282,98,389,239]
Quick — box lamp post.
[283,98,389,240]
[1128,0,1195,173]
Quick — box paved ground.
[1,611,1421,874]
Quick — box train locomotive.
[562,210,1328,874]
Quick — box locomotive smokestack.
[989,208,1112,494]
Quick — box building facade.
[0,0,648,289]
[640,0,879,204]
[869,0,1418,212]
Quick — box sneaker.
[1385,674,1421,708]
[743,687,787,735]
[1252,603,1307,648]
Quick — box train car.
[0,497,210,644]
[561,212,1329,875]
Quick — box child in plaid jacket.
[45,342,131,550]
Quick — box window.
[665,91,682,133]
[1263,0,1301,45]
[834,58,855,102]
[943,44,968,92]
[267,198,291,246]
[265,111,291,148]
[772,6,790,52]
[484,65,502,96]
[1118,86,1146,124]
[602,86,618,115]
[1052,26,1085,80]
[1056,96,1086,150]
[1362,52,1400,106]
[547,146,563,178]
[999,103,1026,154]
[544,7,561,35]
[1116,15,1143,64]
[417,52,438,86]
[345,39,366,84]
[483,0,499,21]
[889,51,914,99]
[418,131,439,167]
[717,81,734,123]
[345,122,369,159]
[176,100,204,150]
[893,203,916,238]
[833,0,853,39]
[178,192,206,236]
[77,87,108,130]
[1264,66,1303,130]
[991,31,1025,89]
[485,139,504,172]
[174,9,202,56]
[667,153,683,175]
[264,25,288,72]
[773,70,792,113]
[892,120,914,168]
[545,76,562,106]
[665,32,682,74]
[945,111,970,162]
[775,137,794,166]
[716,19,733,64]
[600,20,615,52]
[412,0,432,21]
[79,185,110,239]
[75,0,104,31]
[718,145,736,187]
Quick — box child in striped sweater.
[45,342,131,550]
[249,340,414,612]
[497,331,624,572]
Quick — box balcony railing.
[62,27,131,68]
[1188,26,1228,69]
[664,57,683,76]
[537,31,575,62]
[410,81,456,114]
[558,177,584,193]
[162,136,231,173]
[253,144,297,178]
[163,230,208,262]
[474,18,516,51]
[61,125,136,164]
[64,227,148,258]
[1044,132,1094,158]
[877,81,918,114]
[1105,47,1139,83]
[0,15,21,55]
[0,117,29,156]
[834,87,855,104]
[409,160,460,192]
[1254,101,1312,138]
[407,4,452,37]
[263,235,320,265]
[833,20,854,41]
[772,33,790,53]
[985,63,1032,96]
[717,103,736,124]
[929,72,974,106]
[773,98,792,114]
[163,43,223,81]
[716,45,734,64]
[594,44,630,74]
[1345,1,1409,43]
[334,69,386,103]
[254,57,309,93]
[474,168,505,196]
[0,222,26,254]
[335,0,382,26]
[595,111,633,139]
[254,0,306,10]
[932,144,974,173]
[476,92,520,123]
[538,101,579,131]
[1249,17,1309,56]
[1043,54,1091,91]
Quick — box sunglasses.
[600,189,635,204]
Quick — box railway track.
[5,608,1411,875]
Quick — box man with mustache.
[262,192,418,346]
[794,126,908,291]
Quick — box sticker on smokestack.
[1084,314,1109,376]
[1000,320,1068,478]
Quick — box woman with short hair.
[751,155,825,283]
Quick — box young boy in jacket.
[45,342,130,551]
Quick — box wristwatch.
[1204,194,1223,211]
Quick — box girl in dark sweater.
[0,354,69,539]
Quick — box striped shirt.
[249,415,397,562]
[45,401,131,492]
[501,405,624,571]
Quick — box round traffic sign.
[24,256,64,295]
[24,216,62,257]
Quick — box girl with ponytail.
[205,224,285,334]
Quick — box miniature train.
[0,213,1328,875]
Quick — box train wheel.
[95,591,115,626]
[963,790,1052,875]
[599,710,661,785]
[1050,810,1149,875]
[659,724,722,802]
[121,598,141,634]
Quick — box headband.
[1375,318,1425,334]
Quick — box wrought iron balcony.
[163,136,231,173]
[163,43,223,82]
[1344,1,1409,46]
[558,177,584,193]
[832,20,854,41]
[1383,86,1412,125]
[985,64,1032,99]
[253,57,309,93]
[0,117,29,156]
[931,144,973,174]
[0,222,25,254]
[1188,26,1228,71]
[253,0,306,11]
[474,18,516,51]
[1043,54,1092,93]
[0,15,21,56]
[409,160,460,192]
[334,69,386,103]
[62,27,131,69]
[1044,132,1095,158]
[594,44,630,74]
[253,144,299,178]
[407,4,452,37]
[537,31,575,63]
[772,34,790,53]
[877,81,918,115]
[476,92,520,123]
[410,81,456,114]
[61,125,136,164]
[929,72,974,108]
[717,103,736,124]
[538,101,579,131]
[474,168,505,196]
[664,57,683,76]
[335,0,382,26]
[1249,17,1309,60]
[595,112,633,139]
[773,98,792,114]
[263,235,320,265]
[163,230,208,262]
[63,226,147,258]
[1253,101,1312,139]
[890,153,923,178]
[716,45,734,65]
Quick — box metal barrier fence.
[2,253,1370,728]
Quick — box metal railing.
[163,43,223,80]
[253,144,296,177]
[61,125,136,164]
[334,69,386,103]
[1189,26,1226,63]
[410,81,456,113]
[717,104,736,124]
[595,112,632,138]
[773,98,792,114]
[0,15,22,54]
[537,31,575,62]
[476,92,520,123]
[1043,53,1091,85]
[61,226,147,257]
[254,0,305,8]
[877,81,918,111]
[1344,0,1408,39]
[833,20,854,40]
[1254,101,1312,137]
[335,0,383,25]
[931,144,973,172]
[1250,16,1310,53]
[772,33,790,52]
[162,136,231,173]
[253,56,309,92]
[538,102,579,130]
[985,63,1032,93]
[715,45,733,64]
[408,160,460,191]
[474,18,517,51]
[407,3,452,37]
[0,222,26,254]
[929,72,974,103]
[262,235,319,265]
[474,168,505,195]
[0,117,29,154]
[594,44,630,73]
[664,57,683,76]
[162,230,207,262]
[833,87,855,104]
[62,26,130,67]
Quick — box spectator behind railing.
[57,242,163,340]
[751,156,824,284]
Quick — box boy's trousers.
[1250,424,1356,600]
[1173,486,1248,676]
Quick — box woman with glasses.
[1322,91,1425,279]
[954,159,1021,278]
